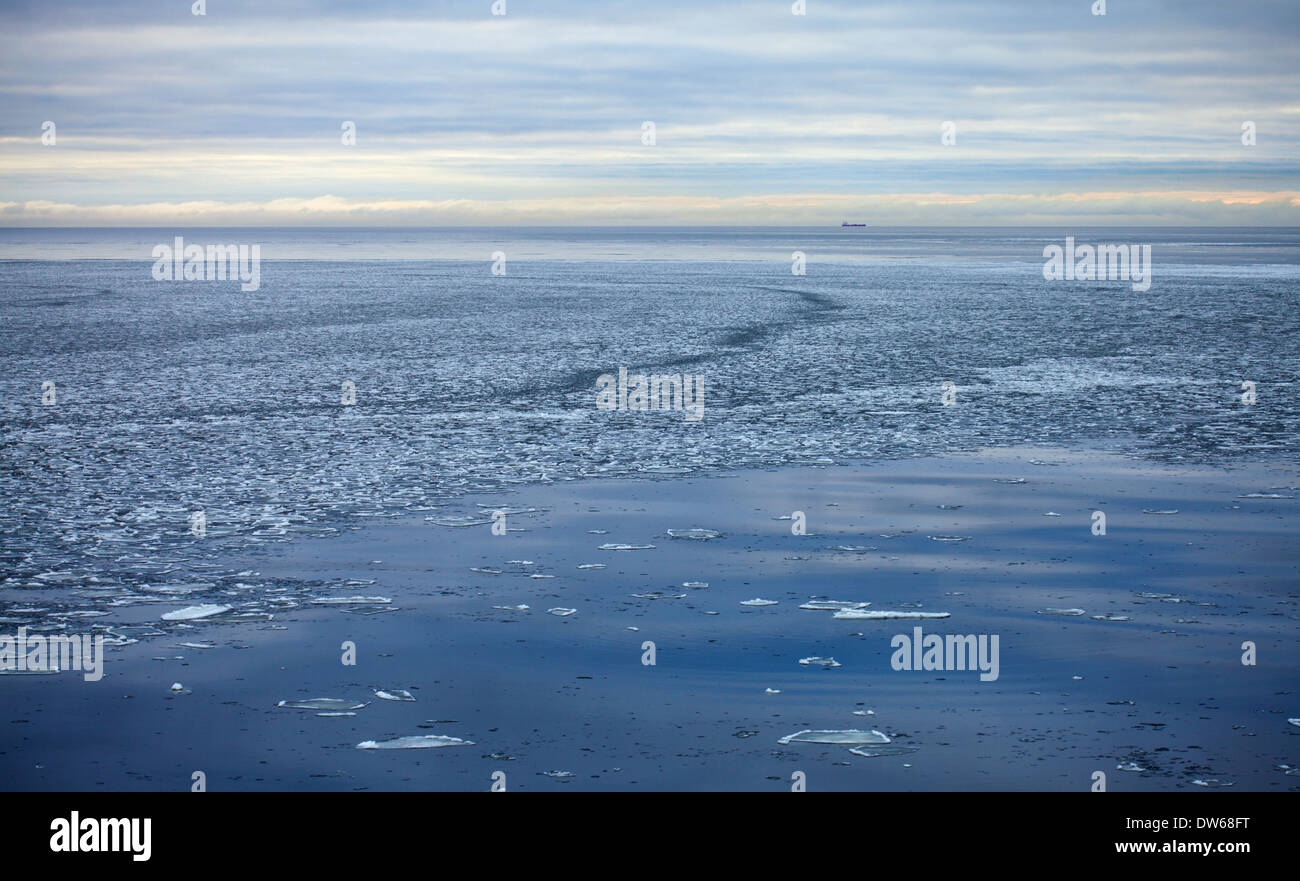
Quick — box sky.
[0,0,1297,226]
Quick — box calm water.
[1,227,1297,631]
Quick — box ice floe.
[160,604,231,621]
[310,596,392,605]
[779,729,890,745]
[278,698,368,711]
[666,528,721,540]
[833,609,950,620]
[356,735,472,749]
[798,656,842,667]
[849,746,918,758]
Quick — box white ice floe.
[849,746,918,758]
[832,609,950,620]
[278,698,368,711]
[1038,608,1086,616]
[373,688,415,701]
[779,729,891,745]
[1116,762,1145,772]
[798,656,841,667]
[926,535,970,542]
[740,598,778,607]
[160,604,231,621]
[310,596,392,605]
[577,564,605,570]
[799,600,870,611]
[1092,614,1130,622]
[356,735,472,750]
[682,581,709,589]
[666,528,721,540]
[598,543,655,551]
[1142,509,1179,515]
[765,688,781,694]
[492,604,530,611]
[427,516,492,527]
[547,607,577,617]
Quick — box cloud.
[4,190,1297,226]
[1,0,1296,224]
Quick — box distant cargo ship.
[841,222,866,227]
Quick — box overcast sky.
[1,0,1296,225]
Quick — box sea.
[2,226,1297,630]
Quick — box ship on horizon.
[841,221,866,227]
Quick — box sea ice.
[832,609,950,620]
[779,729,891,745]
[310,596,392,604]
[798,656,841,667]
[666,528,721,540]
[160,604,230,621]
[277,698,368,711]
[356,735,472,750]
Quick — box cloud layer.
[1,0,1296,225]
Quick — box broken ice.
[278,698,368,711]
[666,528,721,540]
[778,729,891,745]
[160,604,231,621]
[798,656,841,667]
[356,735,472,750]
[832,609,949,620]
